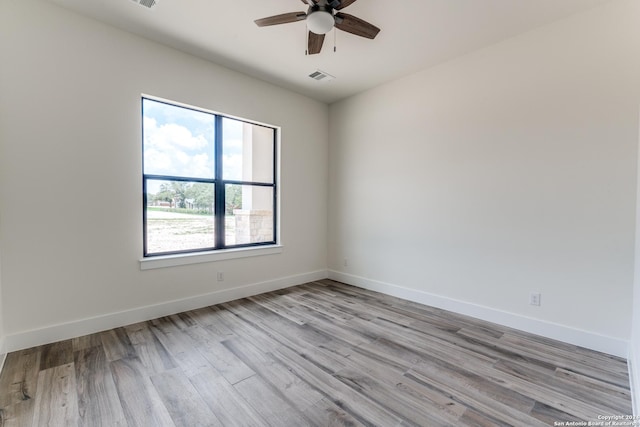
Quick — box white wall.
[631,110,640,415]
[0,236,5,366]
[0,0,328,349]
[0,0,637,363]
[329,0,640,356]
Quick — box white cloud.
[144,117,214,178]
[191,153,213,178]
[158,123,208,150]
[143,113,245,184]
[144,149,172,172]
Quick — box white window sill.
[139,245,283,270]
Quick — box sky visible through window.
[143,98,244,192]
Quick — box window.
[142,97,277,257]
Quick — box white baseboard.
[0,336,6,378]
[329,270,629,358]
[3,268,629,359]
[4,270,328,353]
[630,346,640,416]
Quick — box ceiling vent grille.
[132,0,157,9]
[308,70,335,82]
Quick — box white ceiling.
[47,0,611,104]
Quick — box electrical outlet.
[217,272,224,282]
[530,292,541,306]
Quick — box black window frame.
[142,97,278,257]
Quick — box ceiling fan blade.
[255,12,307,27]
[336,0,357,9]
[300,0,317,5]
[308,31,325,55]
[334,12,380,39]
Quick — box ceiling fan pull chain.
[333,27,337,52]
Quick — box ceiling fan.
[254,0,381,55]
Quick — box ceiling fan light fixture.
[306,10,334,34]
[254,0,380,55]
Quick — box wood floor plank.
[184,307,234,336]
[216,301,403,425]
[425,355,608,420]
[404,368,547,427]
[395,379,467,424]
[100,328,136,362]
[0,280,632,426]
[72,334,103,353]
[348,339,535,424]
[499,332,630,387]
[529,401,583,425]
[494,359,632,414]
[356,316,498,370]
[31,363,79,427]
[333,367,461,426]
[222,337,325,411]
[388,296,514,337]
[248,294,308,326]
[457,408,511,427]
[301,397,367,427]
[183,325,255,385]
[124,322,177,375]
[148,318,212,378]
[0,351,41,427]
[220,300,352,372]
[74,346,126,427]
[109,358,175,427]
[0,400,37,427]
[344,345,486,425]
[233,375,311,426]
[269,340,405,426]
[554,367,631,400]
[39,340,73,371]
[369,316,500,366]
[505,328,629,370]
[167,313,198,330]
[0,350,41,407]
[283,292,355,323]
[301,288,377,322]
[280,295,376,347]
[189,369,266,427]
[150,368,223,427]
[454,327,559,375]
[486,361,630,418]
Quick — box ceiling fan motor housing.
[306,6,335,34]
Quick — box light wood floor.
[0,279,632,426]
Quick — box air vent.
[308,70,335,82]
[131,0,157,9]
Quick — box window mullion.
[143,177,149,256]
[214,115,225,248]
